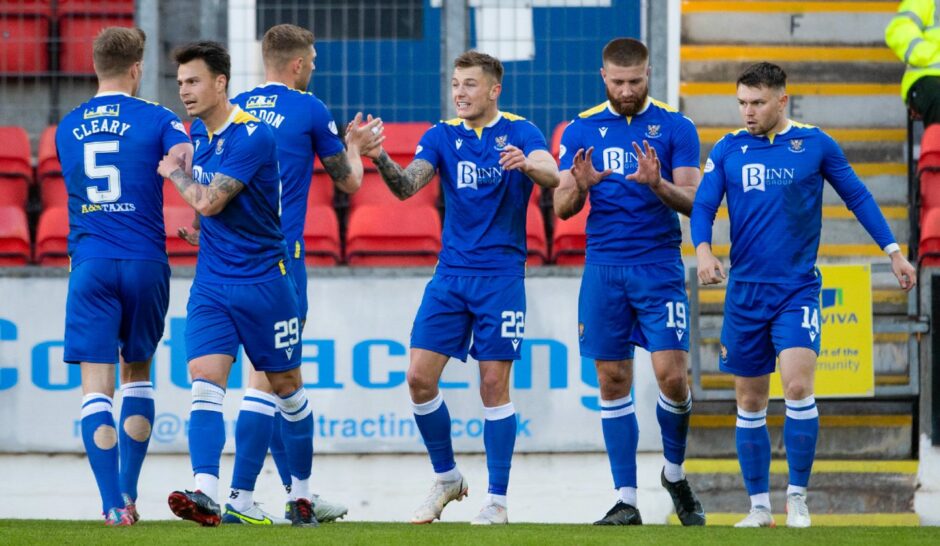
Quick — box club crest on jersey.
[83,104,120,119]
[788,139,805,153]
[246,94,278,109]
[645,124,661,138]
[215,138,225,155]
[719,344,728,361]
[494,135,508,151]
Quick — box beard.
[607,85,648,117]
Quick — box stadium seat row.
[0,0,134,74]
[0,121,591,267]
[918,125,940,267]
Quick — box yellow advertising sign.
[770,264,874,398]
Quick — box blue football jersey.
[190,106,289,283]
[56,92,191,266]
[559,98,700,266]
[232,82,344,260]
[415,112,548,276]
[691,122,896,283]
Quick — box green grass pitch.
[2,521,939,545]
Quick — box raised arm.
[553,146,611,220]
[499,146,559,189]
[161,157,244,217]
[324,112,384,194]
[626,140,700,216]
[372,150,436,201]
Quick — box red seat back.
[38,125,61,180]
[0,126,32,181]
[0,205,31,265]
[346,202,441,266]
[551,199,590,265]
[349,171,439,209]
[527,202,548,266]
[0,14,49,74]
[59,15,133,74]
[36,206,70,266]
[164,206,198,266]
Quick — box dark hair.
[737,62,787,90]
[93,27,146,78]
[454,50,503,84]
[262,24,314,69]
[173,41,231,89]
[602,38,648,67]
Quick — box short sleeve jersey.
[414,112,549,277]
[56,92,191,266]
[189,106,289,283]
[559,98,700,265]
[232,83,344,259]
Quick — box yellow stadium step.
[708,204,908,221]
[680,45,897,63]
[684,458,917,474]
[694,286,908,306]
[698,127,905,143]
[666,512,919,526]
[690,414,912,429]
[681,1,898,14]
[699,372,910,390]
[680,243,909,258]
[699,332,914,345]
[682,82,899,96]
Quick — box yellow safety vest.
[886,0,940,99]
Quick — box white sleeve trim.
[884,243,901,255]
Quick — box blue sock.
[600,395,639,490]
[483,403,517,496]
[189,380,226,483]
[276,388,314,500]
[736,406,771,500]
[81,393,123,513]
[657,390,692,481]
[785,395,819,491]
[118,381,155,502]
[412,392,456,475]
[231,389,277,492]
[269,411,293,490]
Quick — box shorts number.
[801,306,819,332]
[84,141,122,203]
[274,318,300,349]
[500,311,525,339]
[665,301,687,329]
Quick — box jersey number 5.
[84,141,122,203]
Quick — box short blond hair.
[93,27,145,78]
[262,24,314,69]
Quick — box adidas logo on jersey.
[599,127,608,137]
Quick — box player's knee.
[123,415,152,442]
[93,424,118,450]
[406,367,436,394]
[658,371,689,400]
[784,381,812,401]
[479,374,509,402]
[737,394,767,413]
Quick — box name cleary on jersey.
[69,118,132,140]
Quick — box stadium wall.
[0,271,665,454]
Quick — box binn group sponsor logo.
[741,163,796,193]
[601,147,637,175]
[456,161,503,190]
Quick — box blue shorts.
[185,275,302,372]
[578,261,690,361]
[289,254,308,329]
[719,276,822,377]
[64,258,170,364]
[411,274,525,362]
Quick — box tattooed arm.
[322,151,360,194]
[372,150,436,201]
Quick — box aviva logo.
[246,95,278,109]
[83,104,120,119]
[821,288,843,309]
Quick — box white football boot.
[410,475,469,524]
[734,506,776,528]
[786,493,811,528]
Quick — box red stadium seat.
[35,206,70,266]
[303,204,341,266]
[919,124,940,170]
[0,177,29,207]
[39,175,67,208]
[0,205,31,266]
[59,15,133,74]
[163,179,188,208]
[37,125,61,181]
[0,14,49,74]
[349,171,439,209]
[550,121,568,162]
[346,203,441,266]
[551,199,590,265]
[57,0,135,16]
[0,126,32,181]
[0,1,52,16]
[307,173,335,207]
[164,206,198,266]
[381,122,432,165]
[920,207,940,267]
[527,201,548,266]
[921,170,940,212]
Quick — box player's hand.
[346,112,385,156]
[696,245,726,285]
[626,140,662,189]
[570,147,612,191]
[498,144,528,172]
[158,151,186,179]
[178,226,200,247]
[889,251,916,292]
